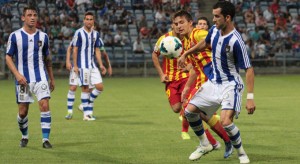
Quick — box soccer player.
[72,12,106,121]
[5,6,55,148]
[152,22,192,140]
[196,17,210,30]
[65,36,112,120]
[178,1,256,163]
[173,11,233,158]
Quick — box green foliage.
[0,75,300,163]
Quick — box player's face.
[84,15,94,30]
[173,16,192,36]
[22,9,38,28]
[212,8,227,30]
[196,20,208,30]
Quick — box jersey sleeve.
[194,30,208,42]
[205,26,215,44]
[6,33,17,57]
[73,31,81,47]
[233,40,252,69]
[153,35,165,56]
[43,34,50,56]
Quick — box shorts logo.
[166,89,171,98]
[71,79,74,83]
[84,73,88,83]
[41,84,47,90]
[20,95,24,100]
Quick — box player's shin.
[17,114,28,138]
[224,123,246,155]
[207,115,230,142]
[67,90,75,113]
[40,111,51,142]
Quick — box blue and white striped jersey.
[205,25,252,84]
[72,27,101,69]
[6,28,50,83]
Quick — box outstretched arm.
[152,52,168,83]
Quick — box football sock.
[207,115,230,142]
[224,123,246,155]
[184,109,209,146]
[17,114,28,138]
[40,111,51,141]
[67,90,75,113]
[203,122,217,146]
[182,116,189,132]
[89,89,101,114]
[81,92,90,116]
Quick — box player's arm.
[152,51,168,83]
[245,67,256,114]
[44,53,55,92]
[178,39,209,68]
[95,47,107,75]
[181,68,197,102]
[72,46,79,74]
[5,55,27,85]
[65,45,72,71]
[101,50,112,76]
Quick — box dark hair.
[84,11,94,18]
[213,1,235,21]
[173,10,193,22]
[198,17,210,28]
[23,6,37,16]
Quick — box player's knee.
[69,85,77,91]
[39,99,50,112]
[220,117,233,127]
[184,109,198,119]
[95,83,104,91]
[171,104,181,113]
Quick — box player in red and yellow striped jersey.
[173,10,233,158]
[152,22,192,140]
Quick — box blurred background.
[0,0,300,79]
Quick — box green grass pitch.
[0,75,299,164]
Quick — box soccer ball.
[159,36,183,58]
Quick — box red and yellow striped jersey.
[153,31,188,82]
[184,28,212,88]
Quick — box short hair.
[213,1,235,21]
[173,10,193,22]
[84,11,94,19]
[198,17,210,28]
[22,6,37,16]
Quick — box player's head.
[196,17,210,30]
[22,6,38,28]
[212,1,235,30]
[173,10,193,36]
[84,12,94,30]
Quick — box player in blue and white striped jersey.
[5,6,55,148]
[178,1,255,163]
[72,12,106,121]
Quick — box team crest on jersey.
[38,40,42,47]
[225,45,230,53]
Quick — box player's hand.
[16,73,27,85]
[181,87,190,103]
[66,62,72,71]
[107,65,112,76]
[49,80,55,92]
[246,99,256,115]
[178,54,186,68]
[160,74,169,83]
[100,65,107,75]
[73,66,79,74]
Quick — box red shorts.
[165,78,188,106]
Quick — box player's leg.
[35,81,52,148]
[184,104,213,160]
[65,85,77,119]
[203,112,233,158]
[220,84,250,163]
[221,110,249,163]
[202,121,220,150]
[89,68,103,117]
[16,84,33,147]
[18,103,29,147]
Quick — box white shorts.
[16,81,51,103]
[90,68,103,87]
[189,80,244,118]
[69,68,80,86]
[78,68,91,86]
